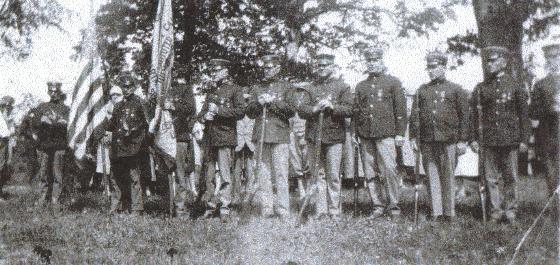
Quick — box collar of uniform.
[314,77,336,85]
[367,73,383,80]
[429,78,446,85]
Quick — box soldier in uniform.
[33,82,69,207]
[168,79,196,217]
[529,43,560,197]
[198,58,244,218]
[353,48,407,219]
[0,96,15,200]
[246,54,296,218]
[470,46,530,224]
[298,53,353,218]
[409,51,469,221]
[106,73,150,215]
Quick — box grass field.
[0,174,558,265]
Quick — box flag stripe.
[68,72,103,139]
[72,101,109,160]
[69,83,103,148]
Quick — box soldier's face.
[210,67,229,82]
[427,64,446,80]
[111,93,124,104]
[365,56,385,74]
[48,89,63,102]
[263,62,281,80]
[315,58,335,79]
[122,86,136,97]
[486,57,507,75]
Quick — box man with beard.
[106,73,150,216]
[470,46,530,225]
[198,59,244,219]
[409,51,469,222]
[297,53,353,219]
[353,48,407,220]
[33,82,69,208]
[246,54,296,219]
[529,43,560,198]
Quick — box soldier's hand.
[208,103,219,113]
[456,142,467,155]
[258,94,268,105]
[204,112,215,121]
[410,139,418,151]
[394,135,405,147]
[57,119,67,125]
[102,133,112,144]
[323,99,334,110]
[470,141,479,153]
[519,143,528,153]
[32,133,38,141]
[164,100,175,111]
[40,115,52,125]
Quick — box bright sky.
[0,2,553,104]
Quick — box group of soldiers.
[1,42,560,226]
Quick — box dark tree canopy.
[79,0,460,94]
[0,0,66,60]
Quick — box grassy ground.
[0,175,558,265]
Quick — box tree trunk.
[473,0,529,82]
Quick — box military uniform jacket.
[168,84,196,143]
[470,74,530,147]
[198,82,244,147]
[33,101,69,151]
[108,95,150,158]
[353,74,407,139]
[409,79,470,143]
[298,78,353,144]
[246,80,296,144]
[529,74,560,154]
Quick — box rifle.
[353,121,360,217]
[241,105,267,212]
[297,110,324,224]
[476,86,488,223]
[413,92,421,227]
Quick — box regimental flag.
[149,0,176,167]
[67,20,108,162]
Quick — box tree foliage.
[0,0,66,60]
[81,0,460,93]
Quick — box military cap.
[0,96,14,106]
[260,54,281,64]
[315,53,335,62]
[364,48,384,60]
[47,81,62,92]
[482,46,510,60]
[542,43,560,58]
[426,51,448,66]
[208,58,231,68]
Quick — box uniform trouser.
[36,150,49,187]
[485,146,519,220]
[204,146,234,211]
[174,141,195,212]
[39,150,66,205]
[289,132,308,177]
[257,143,290,217]
[421,142,457,217]
[0,138,9,192]
[233,147,254,204]
[544,151,559,197]
[307,142,343,216]
[360,137,400,214]
[112,155,146,212]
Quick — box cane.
[413,92,421,227]
[297,110,324,224]
[100,141,111,216]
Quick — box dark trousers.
[112,155,147,212]
[174,141,195,212]
[484,146,519,220]
[39,150,66,205]
[0,138,9,193]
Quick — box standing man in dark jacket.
[198,58,244,218]
[529,43,560,197]
[298,53,353,218]
[470,46,530,224]
[246,54,296,219]
[106,73,151,215]
[167,79,196,217]
[33,82,69,207]
[409,51,469,221]
[353,48,407,219]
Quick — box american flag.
[67,57,108,161]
